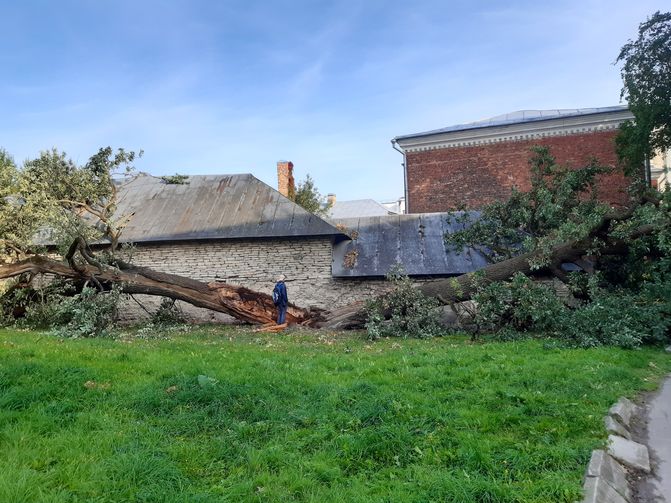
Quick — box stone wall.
[120,237,394,323]
[405,130,631,212]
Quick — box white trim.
[396,110,634,152]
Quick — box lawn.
[1,327,670,502]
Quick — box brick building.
[392,106,635,213]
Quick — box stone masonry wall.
[406,130,631,212]
[120,237,393,323]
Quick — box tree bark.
[419,222,657,304]
[419,241,587,303]
[0,255,322,326]
[315,301,368,329]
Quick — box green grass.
[0,327,669,502]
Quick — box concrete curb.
[580,397,651,502]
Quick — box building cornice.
[395,110,634,153]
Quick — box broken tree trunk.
[315,301,368,329]
[0,255,321,326]
[419,240,587,304]
[419,222,657,304]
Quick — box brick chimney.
[277,161,295,200]
[327,193,336,206]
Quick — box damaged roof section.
[331,213,489,277]
[115,173,345,243]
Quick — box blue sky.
[1,0,668,202]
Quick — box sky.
[1,0,668,202]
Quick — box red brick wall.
[277,161,295,200]
[406,130,632,212]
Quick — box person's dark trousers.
[277,304,287,324]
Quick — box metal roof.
[393,105,629,141]
[114,173,345,243]
[331,213,488,277]
[327,199,396,219]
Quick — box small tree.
[294,174,331,217]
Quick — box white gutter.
[391,139,408,214]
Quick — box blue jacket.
[272,281,288,307]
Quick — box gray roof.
[114,173,344,243]
[331,213,488,277]
[394,105,629,141]
[327,199,396,219]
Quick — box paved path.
[639,376,671,502]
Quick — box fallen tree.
[0,254,320,326]
[420,213,658,304]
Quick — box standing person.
[272,274,288,325]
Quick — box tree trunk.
[0,255,322,326]
[315,301,368,329]
[419,222,656,304]
[419,241,587,303]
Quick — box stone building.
[114,167,485,322]
[392,106,635,212]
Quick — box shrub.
[0,278,75,328]
[1,277,123,337]
[559,285,671,348]
[365,267,442,340]
[151,298,187,327]
[472,270,671,348]
[472,272,566,334]
[50,286,122,338]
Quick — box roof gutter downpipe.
[391,139,408,214]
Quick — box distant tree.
[616,11,671,177]
[294,174,332,217]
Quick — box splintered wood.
[254,323,288,333]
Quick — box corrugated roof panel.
[331,213,488,277]
[398,215,425,275]
[376,214,401,274]
[419,214,448,274]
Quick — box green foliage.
[472,268,671,348]
[443,136,671,348]
[446,147,611,268]
[0,280,122,337]
[472,272,566,334]
[49,286,122,338]
[159,173,189,184]
[151,298,187,327]
[294,174,331,216]
[560,287,671,348]
[2,328,671,502]
[0,146,140,260]
[366,266,441,340]
[0,279,70,328]
[616,11,671,174]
